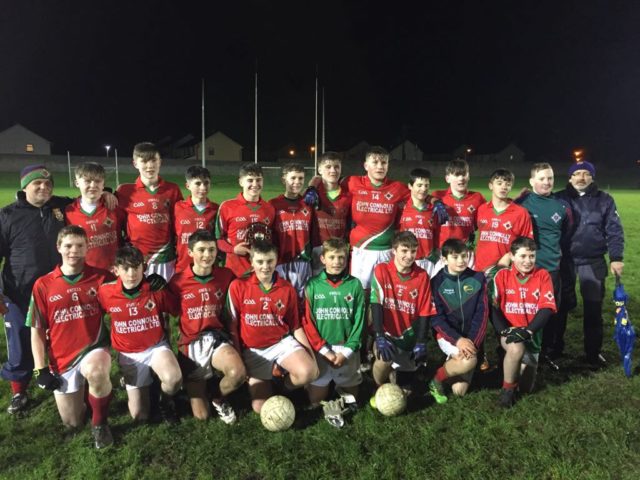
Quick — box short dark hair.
[409,168,431,185]
[445,159,469,176]
[318,151,341,167]
[114,245,145,269]
[57,225,87,247]
[366,146,389,160]
[321,237,349,256]
[133,142,160,161]
[530,162,553,178]
[392,231,418,250]
[510,236,537,254]
[282,163,305,176]
[441,238,469,257]
[188,229,216,251]
[75,162,105,180]
[489,168,515,183]
[249,240,278,258]
[239,163,263,178]
[185,165,211,182]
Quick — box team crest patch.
[463,285,474,293]
[503,221,512,230]
[87,287,97,297]
[532,289,540,300]
[103,217,113,227]
[544,291,555,302]
[467,205,476,213]
[53,208,64,222]
[409,289,418,299]
[144,299,156,311]
[344,294,353,303]
[384,192,393,200]
[164,199,171,209]
[276,300,284,310]
[551,213,561,224]
[264,218,271,225]
[302,208,309,217]
[214,289,224,299]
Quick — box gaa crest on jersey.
[503,221,512,230]
[53,208,64,222]
[532,289,540,300]
[145,299,156,311]
[103,217,113,227]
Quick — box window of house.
[208,148,215,156]
[25,144,34,152]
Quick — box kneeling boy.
[169,230,246,423]
[226,241,318,413]
[491,237,556,408]
[429,239,488,403]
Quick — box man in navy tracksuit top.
[555,160,624,368]
[428,239,488,403]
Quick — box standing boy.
[226,241,318,413]
[65,162,125,271]
[168,230,246,423]
[27,226,114,448]
[491,237,557,407]
[369,231,436,404]
[269,163,315,298]
[303,238,365,426]
[98,246,182,422]
[116,142,183,281]
[216,164,276,278]
[429,239,488,404]
[174,166,219,273]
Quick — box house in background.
[390,140,423,162]
[194,131,243,162]
[0,124,52,155]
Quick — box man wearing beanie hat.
[0,164,116,414]
[555,159,625,368]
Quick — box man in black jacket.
[555,160,624,367]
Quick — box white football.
[375,383,407,417]
[260,395,296,432]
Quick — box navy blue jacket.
[555,183,624,265]
[430,267,488,347]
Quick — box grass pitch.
[0,170,638,479]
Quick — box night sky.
[2,1,640,164]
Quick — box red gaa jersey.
[173,197,219,272]
[342,175,409,250]
[313,183,351,244]
[398,202,439,260]
[98,278,177,353]
[226,273,299,349]
[432,189,485,247]
[65,199,125,270]
[216,193,276,277]
[269,195,314,264]
[168,266,235,347]
[474,201,533,272]
[492,265,557,328]
[116,177,183,263]
[26,265,113,373]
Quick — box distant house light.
[26,144,34,152]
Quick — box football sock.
[502,380,518,391]
[434,367,449,383]
[88,391,113,426]
[10,381,26,395]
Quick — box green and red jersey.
[474,200,533,272]
[313,183,351,244]
[26,265,113,373]
[432,188,485,247]
[342,175,410,250]
[173,197,219,272]
[398,202,439,260]
[370,261,436,349]
[269,195,314,264]
[98,277,177,353]
[226,273,299,349]
[168,266,235,348]
[216,193,276,277]
[65,199,125,270]
[302,271,365,357]
[116,177,183,264]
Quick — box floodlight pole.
[321,87,325,154]
[314,71,318,171]
[201,78,206,167]
[67,151,72,187]
[114,148,119,187]
[254,66,258,164]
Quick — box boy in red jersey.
[270,163,314,298]
[491,237,557,408]
[98,246,182,422]
[27,226,114,448]
[168,230,246,423]
[307,152,352,275]
[398,168,440,277]
[116,142,183,281]
[475,169,533,273]
[226,241,318,413]
[174,166,219,273]
[65,163,125,271]
[216,164,275,278]
[369,232,436,407]
[432,158,485,269]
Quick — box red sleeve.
[287,287,300,331]
[302,294,326,352]
[538,270,557,313]
[417,276,437,317]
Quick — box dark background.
[2,0,639,164]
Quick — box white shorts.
[436,338,474,383]
[181,331,233,381]
[311,346,362,388]
[311,246,324,276]
[118,341,172,390]
[350,247,392,289]
[415,258,438,278]
[54,347,110,395]
[276,260,312,298]
[242,336,303,380]
[145,260,176,282]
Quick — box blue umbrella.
[613,275,635,377]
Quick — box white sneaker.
[212,399,237,425]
